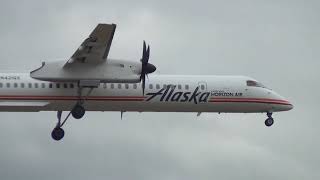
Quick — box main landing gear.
[71,104,86,119]
[51,111,68,141]
[51,103,86,141]
[51,82,97,141]
[264,112,274,127]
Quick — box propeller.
[140,41,156,95]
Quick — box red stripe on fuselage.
[0,95,145,101]
[210,97,288,102]
[209,98,291,105]
[0,95,292,105]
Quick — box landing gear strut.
[264,112,274,127]
[51,111,69,141]
[51,82,98,141]
[51,105,86,141]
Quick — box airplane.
[0,23,293,141]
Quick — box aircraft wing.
[30,23,143,83]
[0,101,50,112]
[65,23,116,66]
[0,101,49,107]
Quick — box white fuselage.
[0,73,293,113]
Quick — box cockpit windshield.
[246,80,266,88]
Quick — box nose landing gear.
[265,112,274,127]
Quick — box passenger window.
[118,84,122,89]
[63,83,68,88]
[6,83,10,88]
[41,83,45,88]
[200,84,205,90]
[163,84,167,89]
[49,83,53,88]
[185,85,189,90]
[149,84,153,89]
[111,84,114,89]
[177,84,182,90]
[20,83,25,88]
[0,83,2,88]
[103,83,107,89]
[56,83,60,88]
[133,84,137,89]
[28,83,32,88]
[34,83,39,88]
[125,84,129,89]
[14,83,18,88]
[70,83,74,88]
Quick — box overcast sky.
[0,0,319,179]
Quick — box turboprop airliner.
[0,24,293,141]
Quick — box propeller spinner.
[140,41,156,95]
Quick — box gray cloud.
[0,0,319,179]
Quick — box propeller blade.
[140,41,154,95]
[142,75,146,95]
[142,41,147,64]
[146,45,150,62]
[141,41,150,64]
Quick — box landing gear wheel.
[72,105,85,119]
[265,118,274,127]
[51,127,65,141]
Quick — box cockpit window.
[246,80,266,88]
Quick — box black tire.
[72,105,85,119]
[265,118,274,127]
[51,127,65,141]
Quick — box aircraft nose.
[277,98,294,111]
[270,91,293,111]
[278,95,293,111]
[273,98,293,112]
[283,101,294,111]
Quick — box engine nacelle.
[30,59,142,83]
